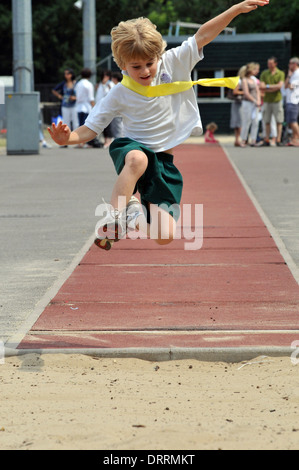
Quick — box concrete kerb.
[3,346,294,364]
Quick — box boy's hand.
[237,0,270,13]
[48,121,71,146]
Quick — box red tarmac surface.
[18,144,299,352]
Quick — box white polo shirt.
[85,35,204,152]
[75,79,95,114]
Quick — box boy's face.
[123,57,158,86]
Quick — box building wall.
[198,102,231,134]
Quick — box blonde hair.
[206,122,218,132]
[111,17,167,70]
[245,62,258,77]
[238,65,247,79]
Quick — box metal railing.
[168,21,236,36]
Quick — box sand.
[0,353,299,450]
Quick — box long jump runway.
[10,144,299,360]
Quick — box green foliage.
[147,0,177,34]
[171,0,232,24]
[96,0,151,30]
[232,0,299,56]
[31,0,83,83]
[0,1,12,77]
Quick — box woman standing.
[229,65,245,147]
[52,68,79,134]
[240,63,262,147]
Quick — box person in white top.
[96,70,114,103]
[285,57,299,147]
[48,0,270,249]
[75,68,95,123]
[75,68,96,148]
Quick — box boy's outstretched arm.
[195,0,269,50]
[48,122,97,146]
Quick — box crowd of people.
[50,68,124,149]
[229,56,299,148]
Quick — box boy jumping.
[48,0,269,250]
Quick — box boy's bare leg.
[148,203,176,245]
[110,150,148,211]
[125,203,176,244]
[108,152,177,245]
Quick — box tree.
[32,1,83,83]
[172,0,299,57]
[0,1,12,78]
[232,0,299,58]
[147,0,177,34]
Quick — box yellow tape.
[121,74,239,98]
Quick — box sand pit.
[0,353,299,450]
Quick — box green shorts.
[109,138,183,222]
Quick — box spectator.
[240,63,262,147]
[260,57,285,146]
[229,65,245,147]
[111,71,123,85]
[285,57,299,147]
[52,68,78,134]
[75,68,96,148]
[96,70,114,103]
[250,62,263,143]
[76,68,95,125]
[204,122,218,143]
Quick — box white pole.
[83,0,97,85]
[12,0,34,93]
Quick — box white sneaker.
[95,199,126,240]
[126,196,144,232]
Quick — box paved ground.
[1,137,299,360]
[223,142,299,275]
[0,143,115,343]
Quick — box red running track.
[18,144,299,351]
